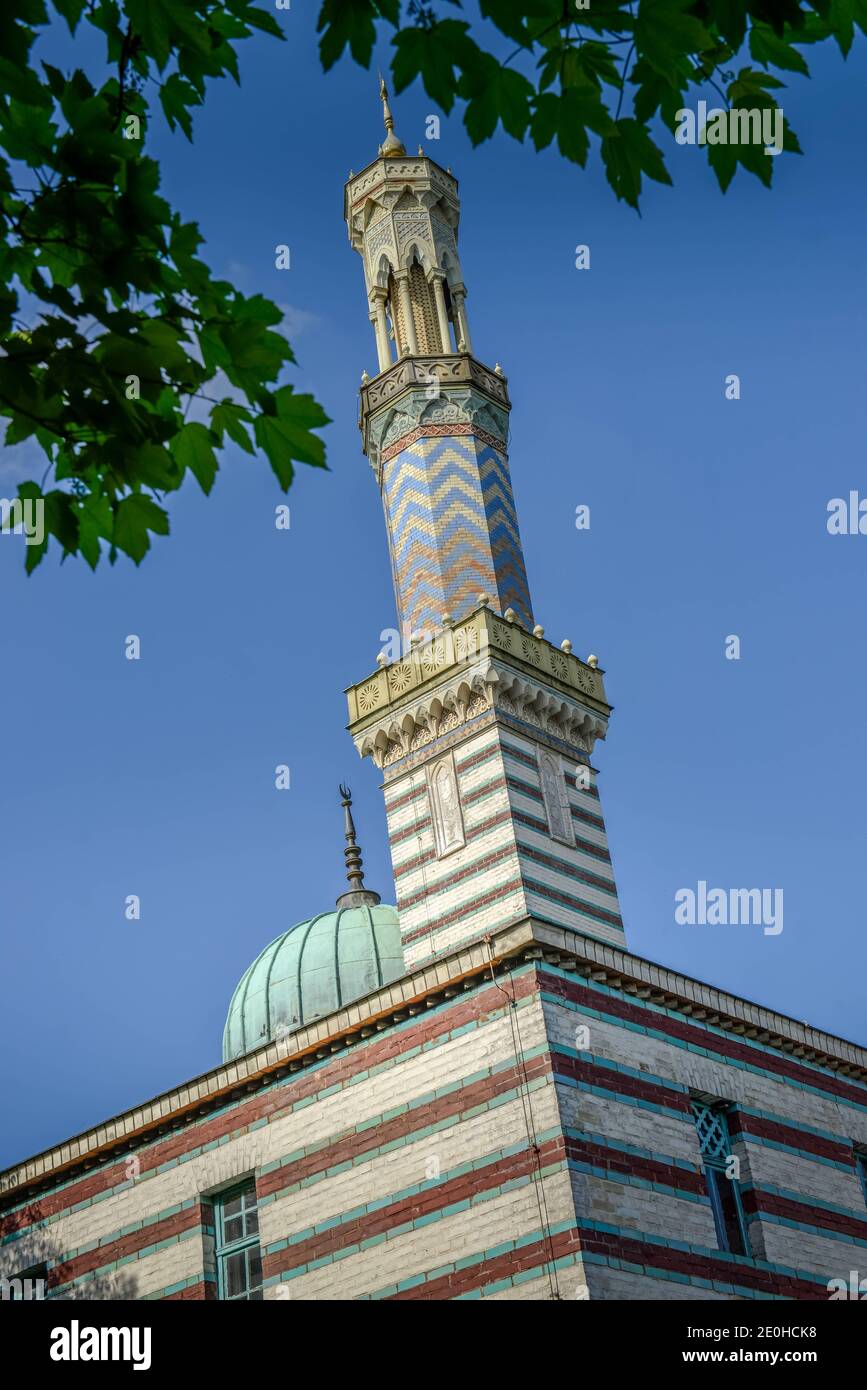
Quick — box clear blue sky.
[1,13,865,1170]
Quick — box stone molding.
[346,606,608,736]
[350,659,607,771]
[360,354,510,468]
[379,419,506,467]
[4,916,865,1204]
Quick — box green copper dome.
[223,787,406,1061]
[222,903,404,1062]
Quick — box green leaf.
[635,0,713,75]
[240,6,286,40]
[749,22,810,74]
[211,400,255,454]
[318,0,379,71]
[254,389,329,491]
[52,0,87,34]
[392,21,474,112]
[113,493,170,563]
[563,42,622,90]
[630,57,688,130]
[159,72,202,140]
[76,491,114,570]
[170,421,218,494]
[601,117,672,209]
[460,57,534,144]
[125,0,175,71]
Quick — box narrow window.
[0,1263,47,1300]
[214,1182,263,1301]
[691,1100,750,1256]
[855,1150,867,1207]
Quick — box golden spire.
[378,74,406,158]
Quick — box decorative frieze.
[347,606,608,732]
[360,354,510,468]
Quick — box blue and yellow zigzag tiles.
[381,433,533,633]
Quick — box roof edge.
[2,920,865,1204]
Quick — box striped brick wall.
[500,727,624,949]
[0,971,582,1303]
[386,724,526,968]
[3,942,863,1302]
[384,719,625,970]
[539,964,867,1300]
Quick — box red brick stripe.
[400,876,524,944]
[554,1052,692,1116]
[541,971,867,1108]
[0,974,541,1234]
[263,1137,566,1280]
[727,1110,855,1167]
[565,1135,706,1197]
[49,1204,203,1290]
[742,1187,867,1243]
[579,1227,827,1300]
[258,1054,552,1201]
[387,1225,826,1300]
[386,1228,581,1299]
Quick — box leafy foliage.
[1,1,328,571]
[1,0,863,571]
[321,0,865,209]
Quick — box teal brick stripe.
[564,1126,704,1176]
[457,1255,584,1300]
[576,1216,831,1289]
[743,1180,867,1226]
[515,833,618,894]
[540,971,867,1111]
[554,1076,690,1122]
[506,767,607,831]
[2,969,541,1236]
[733,1130,854,1174]
[552,1043,690,1099]
[389,771,504,850]
[523,877,623,936]
[514,808,614,867]
[580,1251,786,1301]
[566,1157,711,1208]
[390,785,507,873]
[742,1207,867,1250]
[385,737,501,818]
[263,1153,571,1289]
[50,1221,206,1297]
[500,733,601,798]
[325,1218,579,1300]
[32,1197,199,1266]
[141,1272,215,1301]
[736,1103,852,1148]
[258,1053,550,1206]
[262,1128,562,1256]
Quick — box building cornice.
[346,605,608,741]
[2,918,865,1207]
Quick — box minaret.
[344,81,533,636]
[344,93,625,970]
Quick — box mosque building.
[1,89,866,1303]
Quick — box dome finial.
[377,72,406,158]
[336,784,382,909]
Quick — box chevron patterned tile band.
[382,433,533,635]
